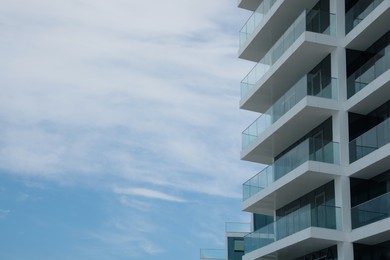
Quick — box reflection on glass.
[349,117,390,162]
[347,45,390,98]
[346,0,384,33]
[351,191,390,229]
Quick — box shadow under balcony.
[238,0,263,12]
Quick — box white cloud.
[113,187,186,203]
[0,0,258,199]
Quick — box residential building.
[200,223,250,260]
[238,0,390,259]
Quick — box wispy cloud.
[113,187,186,203]
[0,209,10,219]
[0,0,257,199]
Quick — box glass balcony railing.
[225,222,251,233]
[242,75,337,149]
[349,117,390,163]
[347,45,390,98]
[243,138,339,201]
[244,205,341,253]
[241,9,336,99]
[351,191,390,229]
[200,249,225,260]
[346,0,384,34]
[239,0,277,47]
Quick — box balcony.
[238,0,263,11]
[239,0,277,49]
[349,117,390,178]
[352,191,390,229]
[200,249,225,260]
[344,0,390,50]
[347,45,390,99]
[239,0,319,62]
[350,117,390,163]
[244,205,342,259]
[240,9,336,113]
[242,139,339,213]
[241,96,339,164]
[242,76,337,151]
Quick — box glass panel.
[347,41,390,98]
[244,205,341,253]
[241,10,336,99]
[242,138,340,201]
[351,191,390,229]
[346,0,384,33]
[349,117,390,162]
[239,0,278,47]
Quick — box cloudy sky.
[0,1,260,259]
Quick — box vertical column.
[332,1,353,259]
[335,175,354,259]
[337,241,354,259]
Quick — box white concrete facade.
[239,0,390,259]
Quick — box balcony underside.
[242,162,340,215]
[241,97,339,164]
[240,32,336,113]
[352,217,390,245]
[346,69,390,114]
[344,0,390,51]
[348,142,390,179]
[238,0,262,11]
[239,0,318,62]
[243,228,343,260]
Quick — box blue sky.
[0,0,260,259]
